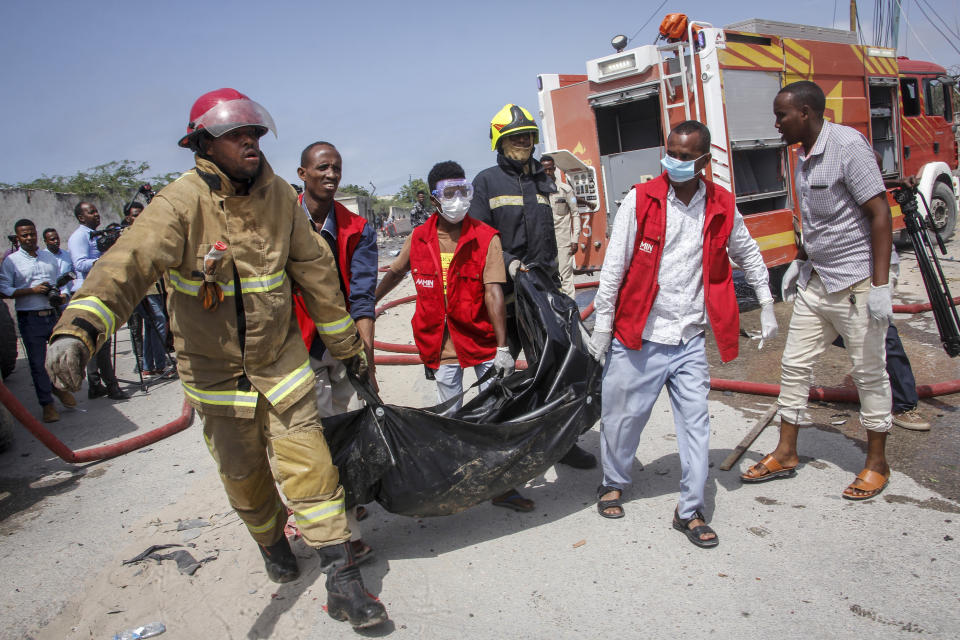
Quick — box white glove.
[867,283,893,326]
[45,336,90,392]
[588,330,612,361]
[492,346,515,376]
[760,302,778,345]
[507,260,528,279]
[781,260,803,302]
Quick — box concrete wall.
[0,189,119,243]
[334,194,376,224]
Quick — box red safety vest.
[410,213,499,369]
[294,197,368,351]
[613,173,740,362]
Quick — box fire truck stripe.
[753,230,795,252]
[719,48,761,69]
[724,43,783,70]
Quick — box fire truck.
[536,16,959,272]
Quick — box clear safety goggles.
[432,179,473,200]
[192,98,278,139]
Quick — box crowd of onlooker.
[0,200,173,422]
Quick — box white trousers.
[778,272,892,432]
[434,361,495,411]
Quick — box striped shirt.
[796,120,886,293]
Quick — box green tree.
[397,177,429,203]
[338,183,370,197]
[0,160,185,211]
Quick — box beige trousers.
[200,391,349,548]
[777,272,892,432]
[556,235,576,299]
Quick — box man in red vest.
[587,121,777,547]
[295,141,379,560]
[376,161,534,513]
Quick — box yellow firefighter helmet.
[489,103,540,151]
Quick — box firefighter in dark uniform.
[469,103,596,470]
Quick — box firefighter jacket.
[469,153,559,295]
[614,173,740,362]
[51,155,363,418]
[409,214,500,369]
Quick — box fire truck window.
[924,79,946,119]
[595,98,662,155]
[901,78,920,117]
[944,84,954,121]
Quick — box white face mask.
[438,195,470,223]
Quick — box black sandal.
[672,509,718,548]
[596,485,624,519]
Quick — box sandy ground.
[2,232,960,639]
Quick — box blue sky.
[1,0,957,195]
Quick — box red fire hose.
[373,282,960,401]
[0,381,194,463]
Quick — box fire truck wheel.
[928,181,957,242]
[0,302,17,380]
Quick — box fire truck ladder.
[657,41,698,124]
[656,21,712,126]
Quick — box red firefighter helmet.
[177,88,277,148]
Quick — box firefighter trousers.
[200,391,350,549]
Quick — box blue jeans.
[16,311,57,406]
[135,294,167,371]
[600,334,711,520]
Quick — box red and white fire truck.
[537,15,959,272]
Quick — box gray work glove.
[587,329,612,362]
[344,349,368,378]
[781,260,803,302]
[45,336,90,392]
[507,260,528,280]
[492,346,515,376]
[867,283,893,326]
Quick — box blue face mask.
[661,152,709,183]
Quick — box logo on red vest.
[638,240,654,254]
[415,277,435,289]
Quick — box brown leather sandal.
[842,469,889,501]
[740,454,797,483]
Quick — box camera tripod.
[892,186,960,357]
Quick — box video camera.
[137,183,156,203]
[90,223,124,253]
[45,270,76,307]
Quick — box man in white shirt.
[0,219,76,421]
[588,121,777,548]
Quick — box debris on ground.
[123,543,216,575]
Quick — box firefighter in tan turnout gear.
[44,88,388,629]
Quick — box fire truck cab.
[537,17,959,272]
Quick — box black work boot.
[88,382,109,399]
[317,542,388,628]
[106,383,129,401]
[258,536,300,583]
[558,443,597,469]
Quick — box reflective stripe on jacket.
[52,155,363,417]
[613,173,740,362]
[409,214,499,369]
